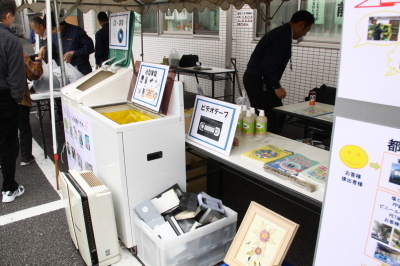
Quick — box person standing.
[0,0,27,203]
[51,15,95,75]
[243,10,315,133]
[19,53,44,166]
[95,11,109,69]
[30,16,58,64]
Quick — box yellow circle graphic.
[339,145,368,169]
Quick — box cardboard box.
[185,149,208,165]
[186,159,207,193]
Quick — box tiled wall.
[131,6,340,106]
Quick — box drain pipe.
[224,6,233,102]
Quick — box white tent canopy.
[16,0,271,14]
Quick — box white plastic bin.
[134,206,237,266]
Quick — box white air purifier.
[60,170,121,266]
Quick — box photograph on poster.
[371,220,392,244]
[85,134,90,150]
[72,147,76,161]
[374,242,400,265]
[367,16,400,41]
[85,162,93,172]
[78,130,83,148]
[379,153,400,192]
[78,154,83,171]
[389,163,400,186]
[391,229,400,250]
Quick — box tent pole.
[224,6,233,102]
[46,0,60,190]
[141,12,144,61]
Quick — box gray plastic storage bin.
[134,206,237,266]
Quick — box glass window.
[256,0,343,42]
[139,11,157,33]
[193,8,219,35]
[300,0,343,39]
[163,9,193,34]
[133,12,141,32]
[256,2,297,37]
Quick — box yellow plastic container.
[101,109,154,125]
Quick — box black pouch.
[179,55,201,67]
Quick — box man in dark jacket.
[95,12,109,69]
[243,10,315,133]
[0,0,26,203]
[52,17,94,75]
[30,15,58,64]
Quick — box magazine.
[298,160,329,185]
[265,153,319,176]
[241,145,293,166]
[294,107,333,117]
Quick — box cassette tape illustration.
[197,116,223,141]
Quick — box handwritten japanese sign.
[236,11,253,27]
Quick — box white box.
[134,206,237,266]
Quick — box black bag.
[179,54,201,67]
[305,84,336,105]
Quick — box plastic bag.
[32,61,61,93]
[65,63,84,83]
[236,89,251,109]
[101,109,153,125]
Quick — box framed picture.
[224,202,299,266]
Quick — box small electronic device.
[197,192,224,214]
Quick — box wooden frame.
[224,202,299,266]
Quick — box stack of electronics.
[134,184,226,241]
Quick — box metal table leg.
[36,101,48,159]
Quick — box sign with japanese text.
[131,62,169,113]
[62,105,97,175]
[236,11,253,27]
[186,96,241,156]
[307,0,326,24]
[335,0,344,25]
[315,117,400,265]
[109,11,130,50]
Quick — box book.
[298,160,329,185]
[265,153,319,176]
[241,144,293,166]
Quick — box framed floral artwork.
[224,201,299,266]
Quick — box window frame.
[135,9,220,39]
[254,1,342,48]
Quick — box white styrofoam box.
[134,206,237,266]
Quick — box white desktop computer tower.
[60,170,121,266]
